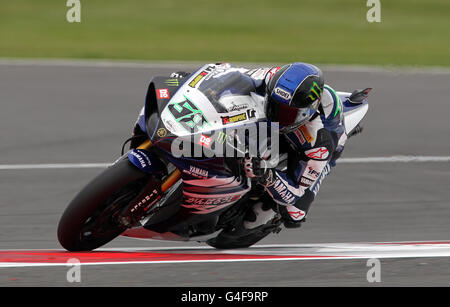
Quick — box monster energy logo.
[217,131,229,144]
[307,82,322,103]
[165,79,180,87]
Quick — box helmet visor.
[267,96,320,128]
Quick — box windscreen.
[197,71,256,113]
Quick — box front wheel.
[57,158,152,251]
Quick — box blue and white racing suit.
[239,65,348,228]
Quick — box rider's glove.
[242,156,272,185]
[329,145,344,167]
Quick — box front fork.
[119,139,182,227]
[136,140,181,192]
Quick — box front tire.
[57,158,150,251]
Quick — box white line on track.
[3,59,450,75]
[0,163,110,170]
[1,241,450,268]
[0,258,344,268]
[338,156,450,163]
[0,156,449,170]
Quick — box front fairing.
[144,64,280,178]
[149,64,268,156]
[159,64,264,137]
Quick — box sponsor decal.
[156,88,170,99]
[198,134,212,148]
[307,167,321,178]
[305,147,329,160]
[247,108,256,118]
[184,194,241,206]
[226,104,248,112]
[157,128,167,137]
[130,189,159,213]
[221,112,247,125]
[271,178,296,204]
[129,150,149,168]
[306,81,323,103]
[299,176,315,187]
[286,206,305,221]
[217,131,230,144]
[265,67,281,83]
[274,87,292,100]
[165,78,180,87]
[293,129,306,145]
[183,165,209,179]
[189,71,208,88]
[189,66,214,88]
[299,126,313,143]
[164,119,176,131]
[183,194,242,213]
[264,169,276,186]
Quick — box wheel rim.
[78,177,149,247]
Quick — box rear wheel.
[207,195,282,249]
[57,159,153,251]
[207,214,282,249]
[206,225,279,249]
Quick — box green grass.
[1,0,450,66]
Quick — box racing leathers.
[238,64,347,229]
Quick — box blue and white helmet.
[265,63,324,132]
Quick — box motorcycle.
[57,63,370,251]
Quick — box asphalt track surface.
[0,60,450,287]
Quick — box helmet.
[265,63,324,132]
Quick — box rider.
[236,62,347,230]
[133,62,349,234]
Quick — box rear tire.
[207,196,282,249]
[57,159,150,251]
[206,223,280,249]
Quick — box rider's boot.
[243,189,316,229]
[279,190,314,228]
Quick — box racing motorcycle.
[57,63,370,251]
